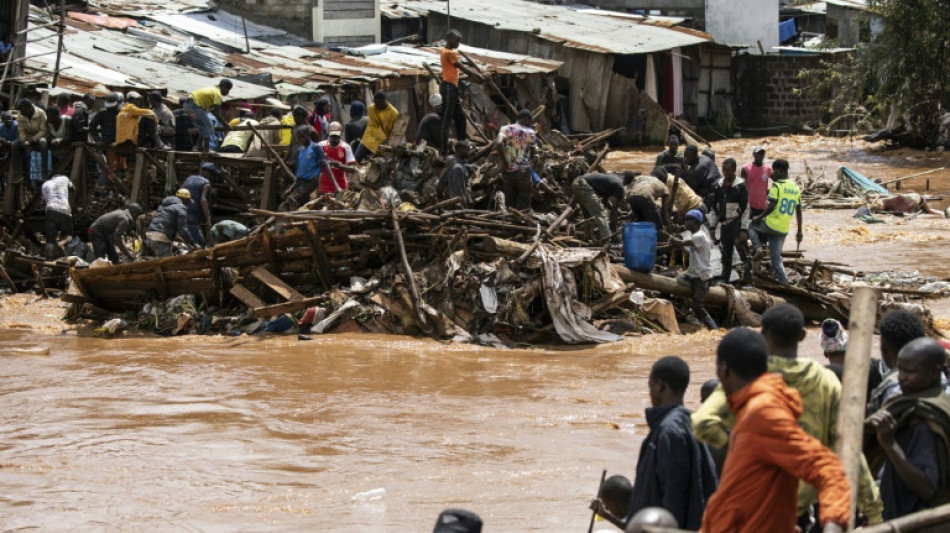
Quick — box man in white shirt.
[671,209,717,330]
[41,174,73,259]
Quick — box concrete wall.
[826,4,881,47]
[216,0,312,38]
[733,53,844,128]
[705,0,778,53]
[313,0,380,46]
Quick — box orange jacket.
[701,374,850,533]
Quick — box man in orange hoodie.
[702,328,850,533]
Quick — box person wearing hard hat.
[317,121,357,194]
[416,93,444,151]
[145,189,195,258]
[88,202,143,263]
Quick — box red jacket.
[701,373,851,533]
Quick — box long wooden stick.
[586,143,611,173]
[248,123,295,183]
[459,50,518,119]
[833,285,878,530]
[587,469,607,533]
[860,502,950,533]
[391,209,429,330]
[880,167,944,187]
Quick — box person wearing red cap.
[317,121,357,194]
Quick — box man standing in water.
[742,146,772,249]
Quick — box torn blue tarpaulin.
[779,18,797,43]
[839,166,889,195]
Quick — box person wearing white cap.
[416,92,444,150]
[116,90,164,149]
[317,121,357,194]
[741,145,772,250]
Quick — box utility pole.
[447,0,451,32]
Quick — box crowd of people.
[410,305,950,533]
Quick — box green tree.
[806,0,950,144]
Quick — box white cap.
[428,93,443,107]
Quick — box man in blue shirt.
[281,126,334,211]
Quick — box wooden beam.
[260,162,276,210]
[252,296,323,319]
[304,220,332,289]
[229,282,266,309]
[834,286,878,530]
[0,263,18,293]
[129,151,146,205]
[251,266,304,302]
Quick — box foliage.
[802,0,950,141]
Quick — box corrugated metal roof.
[823,0,868,11]
[395,0,710,54]
[145,11,296,52]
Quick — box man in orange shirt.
[439,29,482,156]
[702,328,849,533]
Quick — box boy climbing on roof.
[439,29,483,156]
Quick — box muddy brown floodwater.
[1,135,949,531]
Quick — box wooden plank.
[834,286,878,530]
[261,226,279,273]
[260,162,276,211]
[129,151,146,205]
[251,266,304,302]
[305,221,333,289]
[229,282,266,309]
[253,296,323,319]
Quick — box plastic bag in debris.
[379,186,402,209]
[920,282,950,294]
[95,318,127,335]
[298,306,328,327]
[479,277,499,314]
[311,299,360,334]
[538,245,621,344]
[90,258,113,269]
[641,298,680,334]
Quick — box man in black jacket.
[707,158,751,284]
[682,145,721,202]
[145,189,195,257]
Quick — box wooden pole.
[248,123,295,183]
[391,209,430,331]
[880,167,944,187]
[52,0,65,87]
[833,285,879,530]
[586,143,611,173]
[587,469,607,533]
[860,502,950,533]
[241,15,250,54]
[459,50,518,119]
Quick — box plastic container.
[623,222,657,272]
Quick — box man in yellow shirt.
[184,79,232,151]
[116,91,165,149]
[354,92,399,163]
[750,159,801,284]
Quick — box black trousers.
[89,229,118,263]
[628,195,663,232]
[501,168,532,211]
[439,81,466,153]
[45,210,73,242]
[719,218,750,281]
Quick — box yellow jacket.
[692,356,884,524]
[360,102,399,154]
[116,103,157,145]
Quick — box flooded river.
[2,136,949,531]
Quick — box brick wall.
[733,53,846,128]
[216,0,312,39]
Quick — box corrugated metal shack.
[388,0,737,141]
[14,4,560,140]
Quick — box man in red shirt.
[741,146,772,249]
[317,121,357,195]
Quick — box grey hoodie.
[147,196,189,241]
